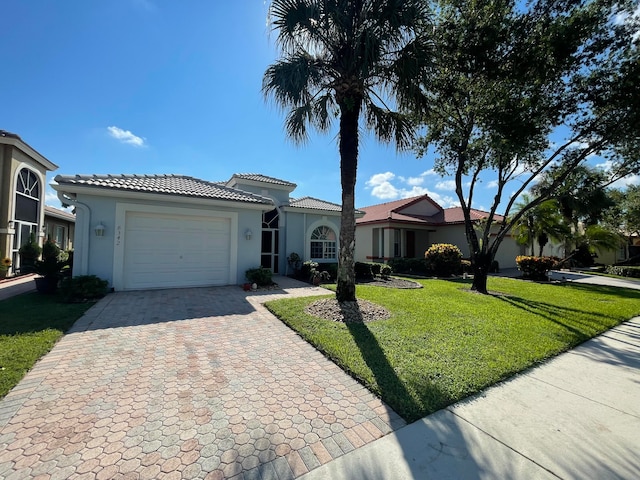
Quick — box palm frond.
[262,53,325,108]
[364,101,414,149]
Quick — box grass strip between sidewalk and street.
[0,293,95,398]
[265,276,640,422]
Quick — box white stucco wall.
[283,211,340,272]
[70,193,264,288]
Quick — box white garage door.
[123,212,231,290]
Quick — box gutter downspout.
[57,191,90,276]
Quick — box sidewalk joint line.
[446,409,564,479]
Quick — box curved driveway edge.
[0,277,405,479]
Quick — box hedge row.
[605,265,640,278]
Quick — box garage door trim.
[113,203,238,291]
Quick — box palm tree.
[263,0,430,302]
[512,195,569,256]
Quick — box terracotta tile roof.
[357,195,504,225]
[357,195,441,224]
[230,173,297,187]
[288,196,342,212]
[443,207,504,224]
[53,174,273,205]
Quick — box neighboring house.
[355,195,524,269]
[52,173,356,291]
[0,130,58,274]
[44,205,75,251]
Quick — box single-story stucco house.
[0,130,59,274]
[355,194,524,269]
[52,173,354,291]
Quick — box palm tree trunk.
[336,98,362,303]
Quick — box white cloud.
[405,176,425,186]
[435,180,456,191]
[107,126,146,147]
[610,174,640,189]
[365,172,399,199]
[486,180,499,189]
[612,3,640,41]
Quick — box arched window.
[15,169,40,223]
[310,226,336,260]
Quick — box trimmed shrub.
[318,263,338,280]
[354,262,373,279]
[245,266,273,286]
[60,275,109,302]
[424,244,463,277]
[387,257,429,275]
[605,265,640,278]
[516,256,560,280]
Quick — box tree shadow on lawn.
[339,302,447,422]
[494,294,627,344]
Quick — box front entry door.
[261,209,279,273]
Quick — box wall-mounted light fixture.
[245,229,253,240]
[95,222,106,237]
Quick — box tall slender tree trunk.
[467,221,490,294]
[336,98,362,303]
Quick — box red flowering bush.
[424,243,463,276]
[516,256,560,280]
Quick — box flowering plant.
[0,257,11,271]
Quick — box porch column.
[383,227,393,262]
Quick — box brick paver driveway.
[0,277,405,479]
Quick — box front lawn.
[266,277,640,422]
[0,293,95,398]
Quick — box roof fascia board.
[282,206,365,218]
[44,210,76,222]
[52,184,273,211]
[227,177,296,193]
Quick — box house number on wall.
[116,225,122,246]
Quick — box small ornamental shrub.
[605,265,640,278]
[354,262,374,279]
[424,244,463,277]
[60,275,109,302]
[301,261,319,280]
[380,265,392,279]
[516,256,560,280]
[18,233,41,273]
[318,263,338,280]
[461,259,472,274]
[42,238,61,261]
[245,266,273,286]
[287,252,301,273]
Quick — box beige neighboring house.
[355,194,524,269]
[0,130,58,275]
[44,205,75,251]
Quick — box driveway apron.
[0,278,405,480]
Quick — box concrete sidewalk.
[301,317,640,479]
[0,275,35,301]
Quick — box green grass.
[0,293,95,398]
[266,277,640,422]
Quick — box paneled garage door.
[123,212,231,290]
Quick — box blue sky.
[1,1,636,214]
